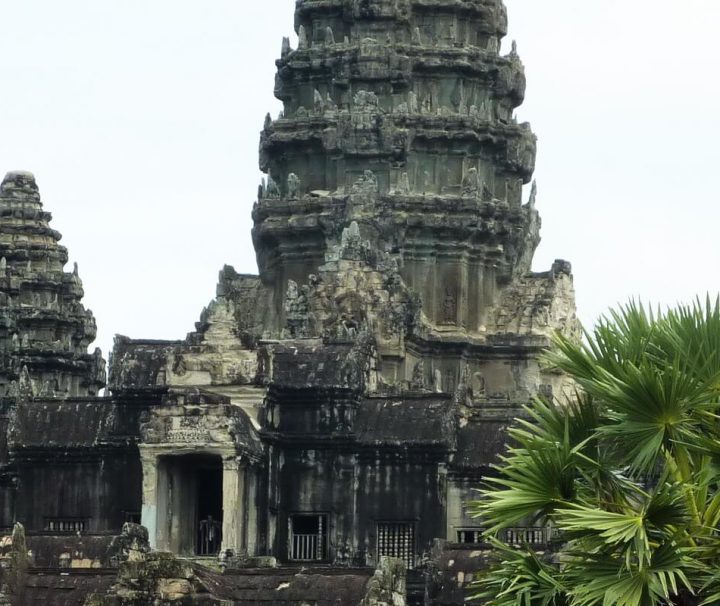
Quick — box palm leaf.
[468,539,568,606]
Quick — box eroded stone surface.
[0,172,105,398]
[0,1,580,605]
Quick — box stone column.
[221,458,246,555]
[140,451,159,550]
[245,467,258,556]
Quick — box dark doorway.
[196,465,223,555]
[156,453,223,556]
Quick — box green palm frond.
[700,574,720,606]
[509,393,602,454]
[468,539,569,606]
[565,541,693,606]
[695,539,720,605]
[660,297,720,386]
[471,442,578,533]
[556,505,647,545]
[550,303,720,478]
[643,485,689,533]
[544,301,657,383]
[472,298,720,606]
[556,485,688,570]
[701,488,720,530]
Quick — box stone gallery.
[0,0,580,603]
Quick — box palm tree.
[468,299,720,606]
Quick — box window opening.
[377,522,416,569]
[456,527,550,546]
[505,527,549,546]
[45,518,87,533]
[457,529,484,544]
[289,514,327,561]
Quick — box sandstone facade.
[0,1,579,604]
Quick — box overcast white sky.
[1,0,719,360]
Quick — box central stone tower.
[252,0,578,394]
[104,0,579,589]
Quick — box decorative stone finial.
[410,360,426,390]
[313,89,324,113]
[529,180,538,208]
[421,171,430,195]
[287,173,301,199]
[18,365,34,398]
[281,36,291,57]
[462,168,480,195]
[481,181,493,202]
[397,173,410,195]
[325,26,335,45]
[266,175,280,199]
[408,91,418,113]
[298,25,308,49]
[1,171,38,196]
[552,259,573,277]
[340,221,364,255]
[325,93,337,111]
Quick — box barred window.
[44,518,87,533]
[377,522,416,569]
[289,514,327,562]
[456,527,550,546]
[457,529,484,544]
[198,516,222,556]
[505,527,549,546]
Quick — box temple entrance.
[196,465,222,555]
[155,454,223,556]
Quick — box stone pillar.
[140,452,159,550]
[221,458,246,555]
[245,466,258,556]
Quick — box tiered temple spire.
[253,0,577,391]
[0,172,105,397]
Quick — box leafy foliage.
[469,299,720,606]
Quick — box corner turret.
[0,172,106,397]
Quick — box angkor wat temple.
[0,0,579,604]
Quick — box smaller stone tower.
[0,172,105,397]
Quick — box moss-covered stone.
[360,557,407,606]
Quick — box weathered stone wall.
[0,1,581,605]
[7,398,143,533]
[82,526,407,605]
